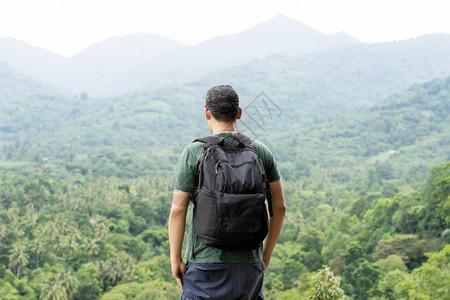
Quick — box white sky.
[0,0,449,57]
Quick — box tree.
[392,194,424,234]
[372,269,407,300]
[40,268,79,300]
[375,161,394,180]
[7,202,19,224]
[349,260,380,300]
[343,241,364,265]
[394,245,450,300]
[80,92,88,100]
[298,227,325,253]
[74,263,101,300]
[363,198,399,233]
[9,242,29,279]
[374,234,430,269]
[40,277,68,300]
[67,226,81,255]
[307,266,347,300]
[94,221,109,240]
[83,239,100,261]
[419,161,450,236]
[375,254,407,274]
[349,197,371,219]
[31,237,46,269]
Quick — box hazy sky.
[1,0,449,57]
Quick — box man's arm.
[263,179,286,268]
[168,189,191,290]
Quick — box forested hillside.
[0,73,449,299]
[0,63,55,102]
[3,39,450,158]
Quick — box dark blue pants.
[180,261,265,300]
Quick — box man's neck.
[213,129,237,135]
[211,122,237,135]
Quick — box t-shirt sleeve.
[251,140,281,183]
[170,145,199,192]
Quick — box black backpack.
[193,133,273,251]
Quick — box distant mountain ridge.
[175,33,450,128]
[0,62,56,102]
[0,15,361,97]
[0,37,66,86]
[1,15,450,102]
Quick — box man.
[169,85,286,299]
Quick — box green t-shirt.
[170,133,281,263]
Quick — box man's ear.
[236,107,242,120]
[205,107,212,120]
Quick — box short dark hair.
[206,85,239,122]
[210,109,239,122]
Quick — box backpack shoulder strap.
[193,136,220,147]
[194,134,250,148]
[235,132,252,147]
[234,133,273,217]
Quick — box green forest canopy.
[0,72,449,299]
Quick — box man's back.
[170,133,280,263]
[168,85,286,300]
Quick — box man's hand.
[263,256,271,269]
[171,259,186,290]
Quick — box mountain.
[270,77,450,185]
[62,14,361,96]
[185,33,450,127]
[2,16,450,101]
[0,33,187,97]
[2,31,450,152]
[0,15,360,97]
[0,62,56,102]
[125,15,361,94]
[2,31,450,148]
[57,33,187,96]
[0,37,66,85]
[157,14,359,66]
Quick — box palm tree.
[58,270,79,299]
[0,225,6,239]
[55,215,67,233]
[121,256,137,282]
[40,269,78,300]
[32,227,47,268]
[51,235,66,255]
[13,226,25,239]
[109,258,123,286]
[84,239,99,261]
[9,242,29,278]
[7,201,19,224]
[94,222,109,240]
[97,260,110,292]
[24,204,38,227]
[0,184,16,205]
[31,238,46,268]
[45,221,59,243]
[40,279,67,300]
[67,227,81,255]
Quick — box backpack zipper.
[215,160,256,174]
[198,148,209,190]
